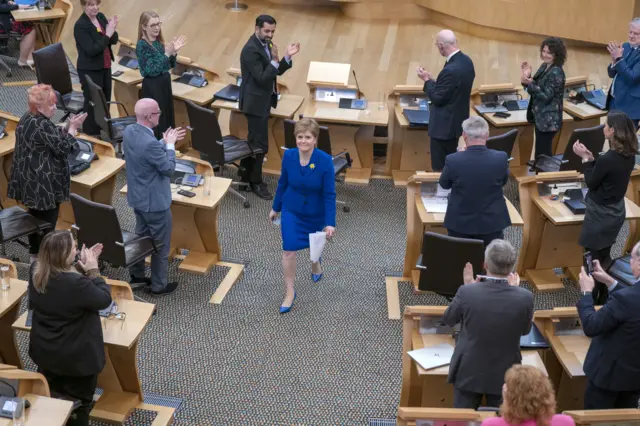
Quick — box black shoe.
[151,281,178,296]
[251,183,273,200]
[129,275,151,289]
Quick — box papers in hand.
[309,231,327,262]
[407,343,455,371]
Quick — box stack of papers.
[421,197,447,213]
[408,343,455,371]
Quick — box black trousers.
[27,204,59,254]
[448,229,504,248]
[584,246,613,305]
[585,380,640,409]
[430,137,458,172]
[78,68,112,136]
[41,369,98,426]
[141,73,175,139]
[534,128,557,158]
[454,387,502,409]
[239,113,270,184]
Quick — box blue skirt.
[281,209,324,251]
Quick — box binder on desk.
[214,84,241,102]
[583,89,607,110]
[475,103,508,114]
[520,322,549,349]
[403,109,430,128]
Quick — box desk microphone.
[352,69,361,99]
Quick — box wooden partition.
[564,409,640,425]
[397,407,495,426]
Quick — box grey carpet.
[0,78,630,425]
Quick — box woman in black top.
[7,85,86,261]
[73,0,118,136]
[136,11,187,138]
[573,111,638,304]
[29,230,110,426]
[521,37,567,159]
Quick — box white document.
[421,196,448,213]
[309,231,327,262]
[408,343,455,371]
[436,184,451,198]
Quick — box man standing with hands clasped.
[238,14,300,200]
[577,242,640,409]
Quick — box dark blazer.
[444,280,534,395]
[606,42,640,120]
[74,12,118,71]
[239,34,292,118]
[424,51,475,140]
[439,145,510,235]
[272,148,336,227]
[28,269,112,377]
[8,113,77,211]
[578,282,640,391]
[0,0,18,34]
[524,64,565,132]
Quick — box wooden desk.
[0,279,27,367]
[388,85,430,186]
[397,407,495,426]
[0,394,73,426]
[534,308,590,411]
[211,94,304,175]
[121,157,232,274]
[400,306,547,408]
[517,172,640,291]
[0,112,19,208]
[11,5,67,46]
[558,101,607,155]
[564,409,640,425]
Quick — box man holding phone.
[578,242,640,409]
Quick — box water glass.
[204,174,212,197]
[38,0,45,11]
[0,265,9,291]
[12,397,25,426]
[377,92,385,110]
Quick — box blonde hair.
[294,117,319,139]
[501,365,556,426]
[138,11,164,45]
[27,84,56,115]
[32,231,75,293]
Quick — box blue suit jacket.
[439,145,510,235]
[607,42,640,119]
[578,282,640,391]
[272,148,336,227]
[123,123,176,213]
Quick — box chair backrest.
[317,126,332,155]
[486,129,518,157]
[184,100,225,165]
[283,119,296,149]
[560,124,605,172]
[85,74,112,136]
[418,232,485,296]
[69,194,128,267]
[32,43,72,96]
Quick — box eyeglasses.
[150,111,161,116]
[147,22,162,29]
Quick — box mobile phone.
[112,70,124,77]
[584,251,594,275]
[493,111,511,118]
[178,189,196,198]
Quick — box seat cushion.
[62,91,84,113]
[0,206,52,242]
[222,137,259,163]
[121,230,164,267]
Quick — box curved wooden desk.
[10,0,72,46]
[397,407,495,426]
[0,277,26,368]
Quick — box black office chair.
[0,23,14,77]
[532,124,605,173]
[70,194,163,302]
[486,129,517,161]
[283,118,352,212]
[184,100,263,208]
[415,232,485,297]
[85,74,136,150]
[32,43,84,122]
[0,205,52,260]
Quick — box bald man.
[418,30,475,171]
[123,98,185,296]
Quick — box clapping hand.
[168,35,187,55]
[507,272,520,287]
[270,43,279,62]
[416,66,432,82]
[162,127,186,145]
[68,113,88,135]
[462,262,479,285]
[89,243,103,258]
[572,140,594,162]
[285,42,300,57]
[106,15,118,37]
[521,61,532,78]
[607,41,623,62]
[78,245,99,272]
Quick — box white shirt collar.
[446,49,460,63]
[255,34,267,47]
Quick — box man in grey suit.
[443,239,534,409]
[124,98,185,295]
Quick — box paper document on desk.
[421,196,448,213]
[309,231,327,262]
[408,343,455,371]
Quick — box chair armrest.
[116,235,160,253]
[416,254,427,270]
[332,151,348,160]
[106,101,129,116]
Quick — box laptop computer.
[583,89,607,110]
[520,322,549,349]
[403,109,430,128]
[214,84,241,102]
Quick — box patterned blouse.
[136,39,176,78]
[8,113,77,210]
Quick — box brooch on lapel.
[310,164,315,170]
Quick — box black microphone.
[352,69,361,100]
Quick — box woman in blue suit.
[269,118,336,314]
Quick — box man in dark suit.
[439,116,511,247]
[578,242,640,409]
[444,239,534,409]
[239,14,300,200]
[606,18,640,126]
[417,29,475,171]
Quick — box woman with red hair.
[8,84,86,262]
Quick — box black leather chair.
[184,100,262,208]
[415,232,485,297]
[532,124,605,173]
[32,43,84,122]
[0,23,13,77]
[486,129,517,161]
[283,118,352,212]
[85,74,136,150]
[0,206,52,259]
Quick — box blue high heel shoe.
[279,292,296,314]
[312,258,323,283]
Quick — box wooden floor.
[60,0,613,100]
